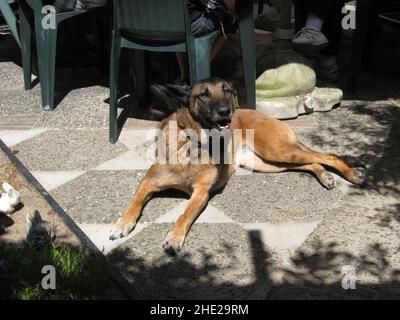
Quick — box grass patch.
[0,241,112,300]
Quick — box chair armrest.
[24,0,88,25]
[0,0,21,46]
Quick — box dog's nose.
[216,105,231,118]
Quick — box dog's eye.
[199,90,210,99]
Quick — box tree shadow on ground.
[306,103,400,230]
[2,225,399,299]
[269,240,400,299]
[107,229,400,300]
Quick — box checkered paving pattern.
[0,102,389,251]
[0,126,330,254]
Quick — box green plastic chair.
[18,0,90,110]
[109,0,255,143]
[0,0,35,91]
[0,0,21,47]
[19,0,109,110]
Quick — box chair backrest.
[114,0,190,34]
[25,0,54,13]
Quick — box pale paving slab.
[118,129,158,149]
[31,170,86,191]
[95,129,158,171]
[51,170,184,224]
[94,149,153,171]
[0,114,42,130]
[78,222,150,255]
[243,221,321,254]
[155,200,235,224]
[0,129,48,146]
[13,129,128,171]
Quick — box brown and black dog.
[110,78,365,255]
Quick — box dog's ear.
[232,94,239,110]
[164,84,192,106]
[227,82,239,110]
[26,210,42,228]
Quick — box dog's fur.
[110,78,365,255]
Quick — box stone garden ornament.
[0,182,21,214]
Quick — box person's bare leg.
[227,32,276,57]
[211,36,226,60]
[223,0,236,12]
[175,0,236,82]
[176,52,188,84]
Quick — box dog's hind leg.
[240,152,336,189]
[238,112,365,186]
[250,133,365,186]
[283,147,364,186]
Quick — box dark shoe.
[314,56,339,82]
[292,28,329,56]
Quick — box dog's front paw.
[163,231,185,256]
[109,217,135,240]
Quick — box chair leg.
[109,31,121,144]
[347,0,373,93]
[133,50,150,109]
[92,17,109,76]
[258,0,264,16]
[239,1,256,109]
[189,38,211,85]
[34,20,57,111]
[363,4,379,70]
[19,1,32,90]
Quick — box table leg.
[348,0,373,93]
[239,0,256,109]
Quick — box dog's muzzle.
[209,104,232,131]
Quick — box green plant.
[0,241,112,300]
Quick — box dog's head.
[166,78,239,131]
